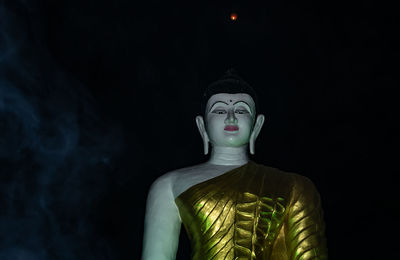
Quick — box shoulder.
[280,169,317,192]
[252,161,317,191]
[277,170,320,202]
[146,170,184,210]
[149,172,173,191]
[172,162,209,174]
[150,163,208,192]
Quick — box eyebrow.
[209,101,229,112]
[233,100,251,107]
[233,101,253,115]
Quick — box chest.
[175,170,291,259]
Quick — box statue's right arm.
[141,173,182,260]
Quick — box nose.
[224,109,238,125]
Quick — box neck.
[207,145,249,166]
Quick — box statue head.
[196,70,265,155]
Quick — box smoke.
[1,1,122,259]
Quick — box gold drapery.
[175,161,328,259]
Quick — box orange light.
[230,13,238,21]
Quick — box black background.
[0,0,398,259]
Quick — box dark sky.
[0,0,398,259]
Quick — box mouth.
[224,125,239,131]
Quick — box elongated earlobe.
[249,114,265,155]
[195,116,210,155]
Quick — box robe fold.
[175,161,328,260]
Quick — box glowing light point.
[230,13,238,21]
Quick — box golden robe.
[175,161,328,260]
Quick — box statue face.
[205,93,256,147]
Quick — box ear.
[195,115,210,155]
[249,114,265,155]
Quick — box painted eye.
[235,109,249,114]
[213,110,227,114]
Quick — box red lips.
[224,125,239,131]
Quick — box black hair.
[201,69,259,115]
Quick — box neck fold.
[207,145,249,166]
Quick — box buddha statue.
[142,71,328,260]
